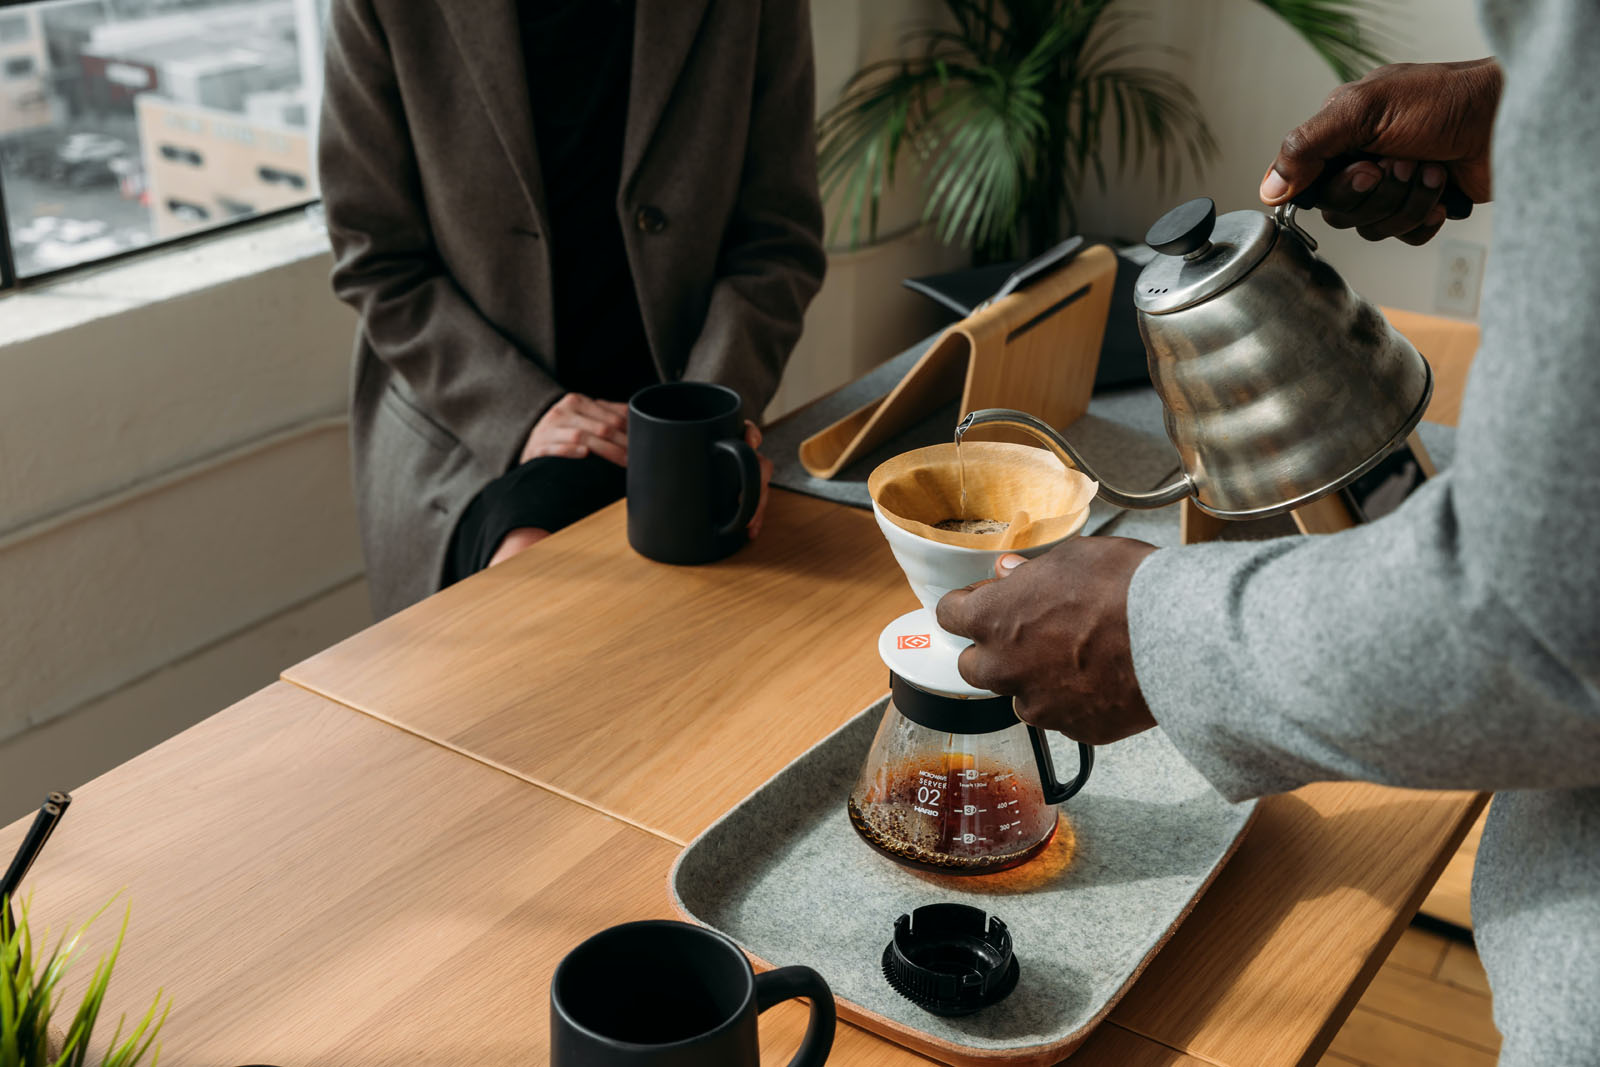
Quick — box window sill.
[0,203,352,544]
[0,209,332,348]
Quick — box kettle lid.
[1134,196,1276,314]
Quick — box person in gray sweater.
[937,1,1599,1062]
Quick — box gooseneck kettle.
[959,196,1434,520]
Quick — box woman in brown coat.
[319,0,825,616]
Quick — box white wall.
[1074,0,1493,319]
[770,0,969,417]
[0,220,370,821]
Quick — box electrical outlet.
[1435,239,1486,318]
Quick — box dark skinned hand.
[935,537,1159,746]
[1260,58,1501,246]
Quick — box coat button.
[635,205,668,233]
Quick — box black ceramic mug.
[627,382,761,564]
[550,920,835,1066]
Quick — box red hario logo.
[897,634,931,650]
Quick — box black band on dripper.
[882,903,1019,1016]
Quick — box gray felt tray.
[671,699,1259,1066]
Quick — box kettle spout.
[957,408,1194,511]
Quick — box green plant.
[817,0,1390,261]
[1,896,168,1067]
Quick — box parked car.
[6,132,136,190]
[12,214,145,273]
[51,132,133,189]
[16,216,108,245]
[3,131,62,180]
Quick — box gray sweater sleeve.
[1125,0,1600,803]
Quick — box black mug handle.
[713,438,762,537]
[1027,725,1094,804]
[754,965,836,1067]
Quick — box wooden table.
[283,489,1486,1066]
[3,684,681,1065]
[3,683,1206,1065]
[289,490,914,844]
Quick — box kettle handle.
[1278,154,1477,255]
[1027,725,1094,804]
[1273,202,1319,252]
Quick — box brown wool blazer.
[319,0,826,618]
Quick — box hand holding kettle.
[937,57,1502,748]
[1260,58,1500,245]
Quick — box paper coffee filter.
[868,442,1098,549]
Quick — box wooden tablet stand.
[799,244,1119,477]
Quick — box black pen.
[0,796,69,904]
[37,791,72,859]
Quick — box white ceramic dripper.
[867,443,1095,697]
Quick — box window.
[158,144,204,167]
[165,198,211,222]
[257,165,307,190]
[0,0,326,284]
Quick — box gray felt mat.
[672,700,1258,1062]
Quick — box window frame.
[0,0,324,294]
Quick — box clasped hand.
[514,390,773,539]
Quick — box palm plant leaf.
[814,0,1391,256]
[1074,58,1218,190]
[816,60,941,247]
[1251,0,1392,82]
[916,24,1059,253]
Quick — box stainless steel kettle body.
[961,197,1433,520]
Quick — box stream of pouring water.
[954,426,968,516]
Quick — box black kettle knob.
[1146,197,1216,257]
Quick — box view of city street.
[0,0,322,278]
[2,113,152,273]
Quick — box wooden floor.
[1320,811,1498,1067]
[1418,809,1484,929]
[1320,924,1499,1067]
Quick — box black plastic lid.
[882,903,1020,1017]
[889,673,1019,736]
